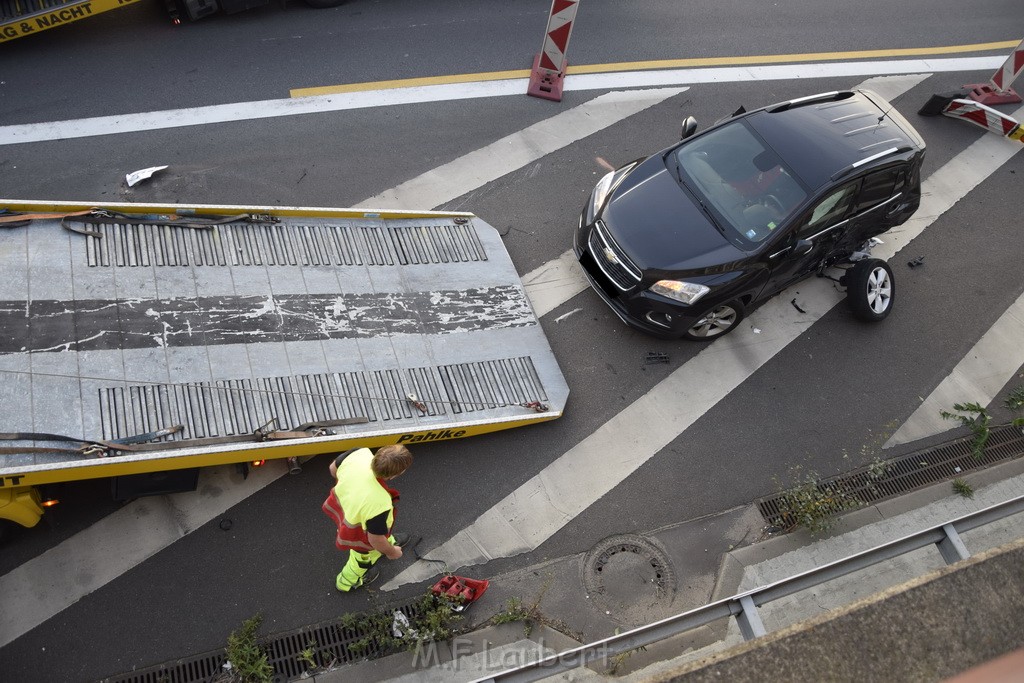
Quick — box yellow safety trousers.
[336,535,396,591]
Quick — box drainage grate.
[758,425,1024,526]
[103,597,433,683]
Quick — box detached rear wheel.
[683,300,745,341]
[846,258,895,322]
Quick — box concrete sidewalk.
[310,453,1024,682]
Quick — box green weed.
[952,478,975,499]
[224,615,273,683]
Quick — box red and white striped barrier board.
[965,38,1024,105]
[943,99,1023,142]
[528,0,581,102]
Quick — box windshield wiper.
[679,180,727,237]
[668,153,732,240]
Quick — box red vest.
[322,450,400,552]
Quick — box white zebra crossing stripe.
[357,88,687,209]
[884,290,1024,448]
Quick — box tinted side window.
[853,169,901,213]
[797,183,858,239]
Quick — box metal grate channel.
[758,425,1024,525]
[98,357,544,440]
[103,598,433,683]
[83,221,487,267]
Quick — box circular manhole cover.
[581,534,677,627]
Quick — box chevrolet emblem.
[603,247,619,265]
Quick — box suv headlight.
[650,280,710,305]
[585,163,637,224]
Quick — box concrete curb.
[310,623,581,683]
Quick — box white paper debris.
[126,165,168,187]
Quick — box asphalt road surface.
[1,1,1022,680]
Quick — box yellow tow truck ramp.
[0,200,568,528]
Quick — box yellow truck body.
[1,0,146,43]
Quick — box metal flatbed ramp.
[0,200,568,488]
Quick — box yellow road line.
[290,39,1020,98]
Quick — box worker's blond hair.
[372,445,413,479]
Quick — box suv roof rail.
[767,91,854,113]
[829,146,912,181]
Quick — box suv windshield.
[673,121,808,244]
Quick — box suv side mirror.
[681,116,698,140]
[792,239,814,257]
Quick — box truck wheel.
[180,0,219,20]
[683,300,745,341]
[845,258,895,322]
[305,0,346,7]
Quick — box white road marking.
[884,290,1024,448]
[523,248,590,318]
[562,58,996,92]
[0,58,999,146]
[856,73,932,101]
[384,104,1024,589]
[357,88,687,209]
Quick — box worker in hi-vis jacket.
[322,445,412,591]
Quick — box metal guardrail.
[471,493,1024,683]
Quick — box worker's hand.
[370,532,403,559]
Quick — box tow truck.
[0,199,568,535]
[1,0,342,44]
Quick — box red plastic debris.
[430,575,489,609]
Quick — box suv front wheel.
[845,258,895,322]
[683,300,746,341]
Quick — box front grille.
[588,221,641,291]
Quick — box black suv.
[574,90,926,340]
